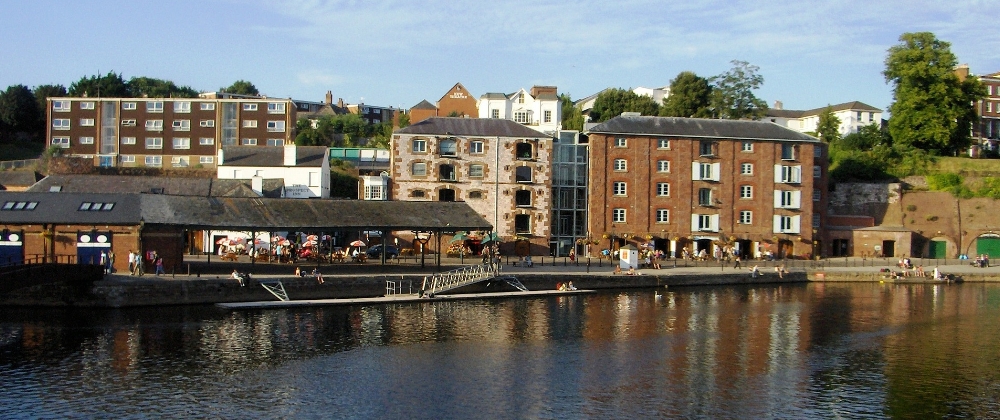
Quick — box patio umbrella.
[349,240,366,247]
[481,233,499,243]
[215,238,230,245]
[450,231,469,243]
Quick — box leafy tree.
[589,88,660,122]
[813,106,842,143]
[710,60,767,120]
[839,123,890,151]
[446,111,462,117]
[221,80,259,96]
[660,71,713,118]
[33,84,66,128]
[0,85,40,138]
[69,71,132,97]
[396,112,410,128]
[559,93,584,131]
[884,32,986,153]
[295,113,377,148]
[128,77,198,98]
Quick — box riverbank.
[3,256,999,307]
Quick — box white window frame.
[52,100,71,112]
[145,137,163,149]
[612,181,627,196]
[146,101,164,113]
[243,103,258,111]
[243,120,257,128]
[199,137,215,146]
[543,110,552,123]
[774,190,802,209]
[656,182,669,197]
[145,120,163,131]
[122,102,137,110]
[199,156,215,164]
[200,102,216,111]
[51,137,70,148]
[773,215,801,234]
[775,165,803,184]
[266,121,285,132]
[80,101,95,110]
[79,136,94,145]
[656,209,669,223]
[122,119,136,127]
[412,162,427,176]
[267,102,286,114]
[172,137,190,149]
[172,120,191,131]
[740,185,753,199]
[612,208,626,223]
[741,163,753,175]
[120,155,135,163]
[52,119,70,130]
[741,141,753,152]
[692,162,721,181]
[200,120,215,127]
[657,138,670,149]
[412,139,426,153]
[79,118,95,127]
[241,138,257,145]
[267,138,283,147]
[613,159,627,171]
[174,102,191,113]
[513,110,530,124]
[144,156,162,167]
[739,211,752,225]
[470,141,484,154]
[691,214,720,232]
[121,136,136,145]
[491,109,499,118]
[657,160,670,173]
[615,137,627,148]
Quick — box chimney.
[955,64,970,82]
[337,98,344,108]
[284,144,297,166]
[325,91,333,105]
[217,148,225,165]
[251,176,263,196]
[773,100,783,110]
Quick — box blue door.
[0,231,23,266]
[77,231,111,265]
[99,156,113,168]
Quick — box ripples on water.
[3,283,1000,418]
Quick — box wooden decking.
[216,289,595,310]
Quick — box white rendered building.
[217,145,330,198]
[478,86,562,136]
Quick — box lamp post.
[611,223,617,259]
[414,231,431,268]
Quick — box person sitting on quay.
[915,265,925,277]
[231,269,245,287]
[613,265,622,275]
[750,265,760,278]
[312,268,324,285]
[775,264,787,279]
[627,266,637,275]
[294,266,302,277]
[567,281,577,291]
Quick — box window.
[2,201,38,211]
[243,120,257,128]
[199,137,214,146]
[814,147,822,158]
[439,139,457,156]
[122,102,137,110]
[147,101,164,113]
[171,156,189,167]
[515,166,532,183]
[773,215,800,234]
[657,138,670,149]
[144,156,162,167]
[172,120,190,131]
[699,141,716,156]
[775,165,802,183]
[174,102,191,113]
[120,155,135,163]
[741,163,753,175]
[412,139,426,153]
[813,214,821,228]
[813,165,822,178]
[145,120,163,131]
[145,137,163,149]
[516,143,533,159]
[656,183,670,196]
[243,103,258,111]
[612,181,627,196]
[412,162,427,176]
[856,111,863,121]
[614,137,627,148]
[52,119,70,130]
[470,141,484,154]
[656,209,669,223]
[698,188,713,206]
[80,101,95,110]
[121,136,136,145]
[515,214,531,233]
[412,190,426,198]
[267,102,286,113]
[612,208,626,223]
[80,118,95,126]
[79,136,94,145]
[266,121,285,132]
[775,190,801,209]
[739,211,752,225]
[172,138,190,149]
[52,100,70,111]
[199,156,215,164]
[693,162,720,181]
[469,191,483,199]
[813,190,821,202]
[740,185,752,199]
[267,138,283,146]
[469,164,484,178]
[51,137,69,148]
[613,159,627,171]
[513,111,530,124]
[742,141,753,152]
[241,138,257,145]
[515,190,531,207]
[491,109,499,118]
[692,214,719,232]
[78,202,115,211]
[781,144,796,160]
[200,120,215,127]
[364,185,385,200]
[200,102,215,111]
[657,160,670,172]
[122,119,136,127]
[543,110,552,123]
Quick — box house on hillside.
[479,86,561,135]
[765,101,882,137]
[217,145,330,199]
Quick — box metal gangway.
[421,262,526,297]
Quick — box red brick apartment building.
[974,70,1000,147]
[587,116,828,259]
[46,97,295,168]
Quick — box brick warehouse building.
[587,116,828,259]
[46,97,296,168]
[391,118,552,255]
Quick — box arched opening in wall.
[777,239,794,258]
[515,190,531,207]
[468,191,483,200]
[514,214,531,234]
[439,164,456,181]
[515,166,532,183]
[438,188,455,202]
[516,143,533,160]
[975,234,1000,259]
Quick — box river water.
[3,282,1000,418]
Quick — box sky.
[1,0,998,114]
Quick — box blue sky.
[2,0,997,113]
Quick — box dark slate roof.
[395,117,549,138]
[220,145,327,167]
[27,174,213,195]
[0,171,42,190]
[211,179,284,198]
[480,93,509,100]
[588,116,819,142]
[535,92,558,100]
[765,101,882,118]
[766,109,806,118]
[0,192,493,230]
[411,99,437,110]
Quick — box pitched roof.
[411,99,437,110]
[220,145,327,167]
[394,117,549,138]
[480,92,509,100]
[765,101,883,118]
[0,170,42,190]
[0,192,494,231]
[27,175,283,198]
[589,116,819,142]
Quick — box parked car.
[366,245,399,259]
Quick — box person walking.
[127,250,136,275]
[107,250,115,274]
[733,255,742,269]
[154,255,165,276]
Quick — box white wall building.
[478,86,562,135]
[574,86,670,117]
[766,101,882,137]
[217,145,330,198]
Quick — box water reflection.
[3,283,1000,418]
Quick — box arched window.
[515,190,531,207]
[515,166,532,183]
[438,188,456,202]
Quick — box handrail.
[422,262,501,296]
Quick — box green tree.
[839,123,890,151]
[69,71,132,97]
[884,32,986,153]
[559,93,584,131]
[710,60,767,120]
[396,112,410,128]
[660,71,713,118]
[814,106,842,143]
[221,80,259,96]
[128,77,199,98]
[0,85,40,141]
[33,84,66,129]
[590,88,660,122]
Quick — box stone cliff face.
[828,183,901,225]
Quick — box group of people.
[555,282,577,291]
[612,265,639,275]
[746,264,787,278]
[102,249,165,276]
[973,254,990,268]
[294,266,326,284]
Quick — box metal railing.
[0,159,39,170]
[421,262,501,296]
